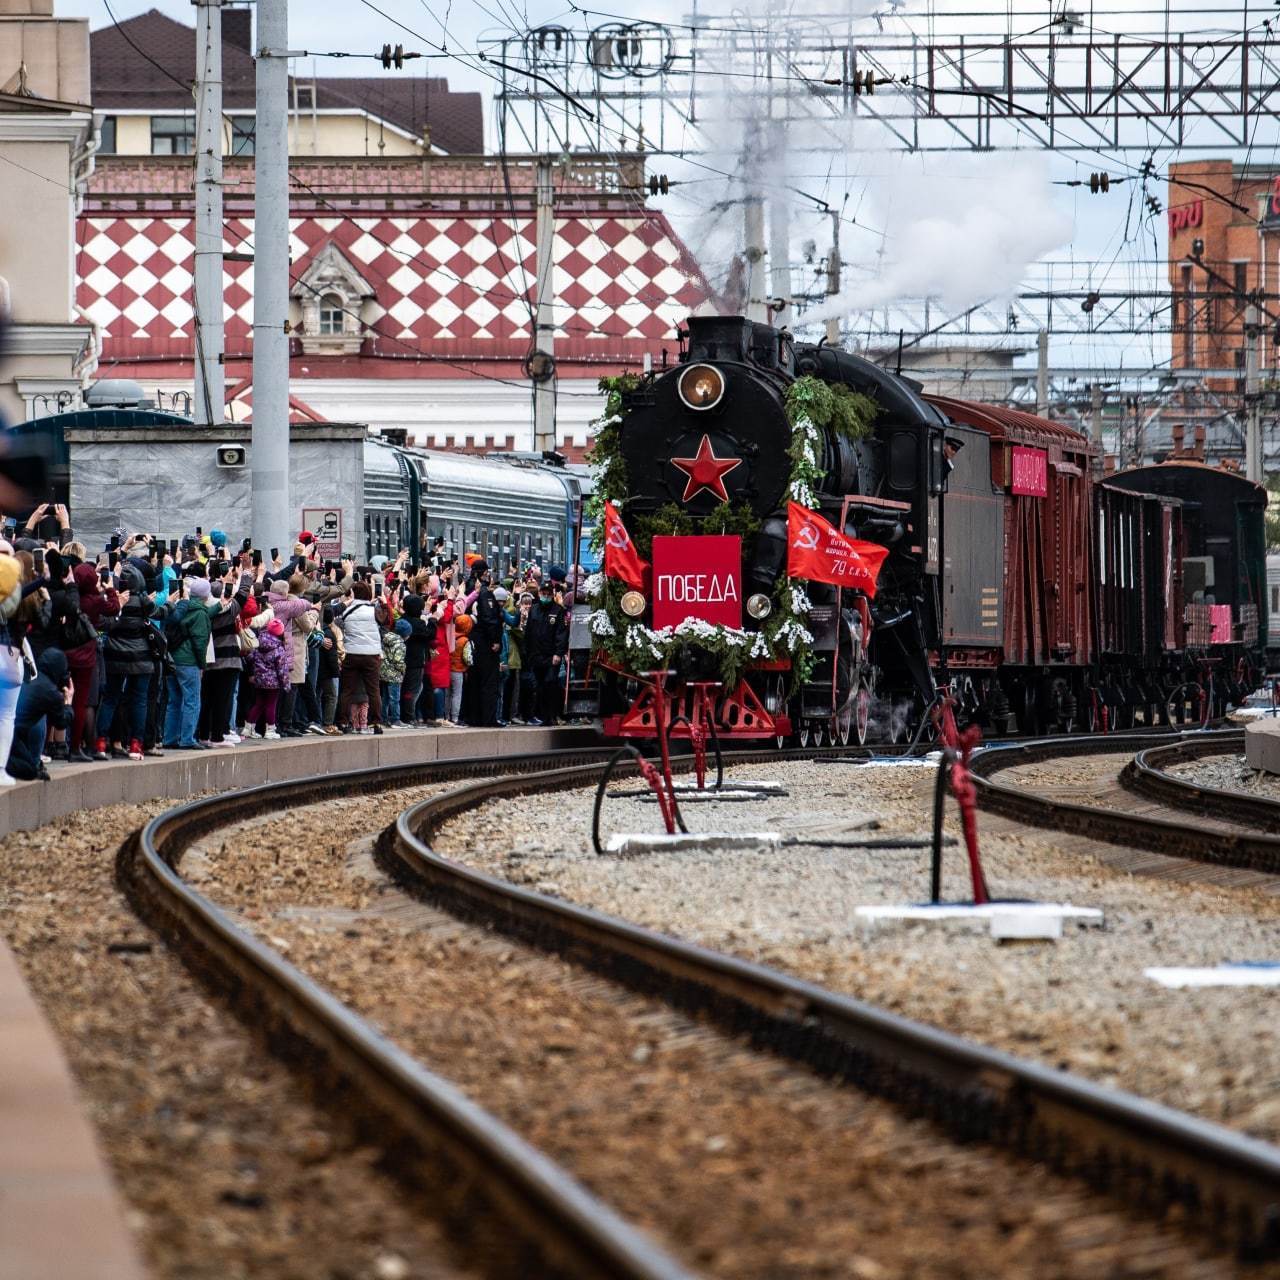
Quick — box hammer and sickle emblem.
[792,521,820,551]
[607,523,632,550]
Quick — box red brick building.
[1168,160,1280,392]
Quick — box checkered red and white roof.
[77,211,709,366]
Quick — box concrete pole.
[824,209,841,346]
[1245,303,1262,483]
[193,0,224,426]
[768,125,790,328]
[532,155,556,454]
[1036,328,1049,417]
[1089,381,1103,470]
[252,0,291,554]
[744,196,767,322]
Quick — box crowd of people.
[0,510,576,784]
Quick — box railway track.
[971,729,1280,886]
[120,738,1280,1270]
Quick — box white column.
[532,155,556,454]
[252,0,291,552]
[193,0,225,426]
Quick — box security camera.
[216,443,247,468]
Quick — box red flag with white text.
[786,501,889,596]
[603,500,650,591]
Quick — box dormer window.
[289,243,375,356]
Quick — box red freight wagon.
[927,397,1097,672]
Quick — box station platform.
[0,722,599,1280]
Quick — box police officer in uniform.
[524,567,569,725]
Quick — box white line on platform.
[1145,964,1280,988]
[856,901,1104,923]
[605,831,783,854]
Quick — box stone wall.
[65,423,367,554]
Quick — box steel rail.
[119,747,695,1280]
[969,729,1280,873]
[1124,733,1280,832]
[384,754,1280,1259]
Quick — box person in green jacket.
[162,576,214,749]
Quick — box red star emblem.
[671,434,743,503]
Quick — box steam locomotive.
[577,314,1267,744]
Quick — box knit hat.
[298,530,315,545]
[266,618,285,637]
[209,528,227,549]
[188,577,212,599]
[493,586,509,603]
[394,617,411,637]
[370,554,389,571]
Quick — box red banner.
[786,502,889,597]
[603,501,650,591]
[1010,445,1048,497]
[652,534,742,629]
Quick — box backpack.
[163,607,188,650]
[461,638,474,668]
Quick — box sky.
[60,0,1280,380]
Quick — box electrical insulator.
[647,174,670,196]
[1088,172,1110,194]
[380,43,405,70]
[1081,291,1101,313]
[1146,195,1162,216]
[1139,156,1156,180]
[851,69,876,96]
[380,43,392,68]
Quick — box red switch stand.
[930,693,991,905]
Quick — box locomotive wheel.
[854,680,871,746]
[1082,687,1099,733]
[812,722,827,748]
[796,721,811,748]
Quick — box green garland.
[585,371,878,692]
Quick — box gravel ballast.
[434,756,1280,1146]
[181,789,1242,1279]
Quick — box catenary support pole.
[768,125,790,329]
[824,209,841,346]
[252,0,291,553]
[744,195,767,323]
[1036,328,1049,417]
[532,155,556,455]
[1245,303,1262,483]
[1089,381,1103,471]
[193,0,225,427]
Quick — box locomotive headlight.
[620,590,646,617]
[746,593,772,620]
[677,363,725,411]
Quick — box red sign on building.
[1010,446,1048,497]
[652,535,742,630]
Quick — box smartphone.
[108,551,119,570]
[196,526,202,537]
[32,548,43,573]
[251,549,262,568]
[169,538,178,559]
[99,566,110,585]
[109,533,120,551]
[270,547,278,562]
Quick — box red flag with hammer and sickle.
[603,500,650,591]
[786,501,889,596]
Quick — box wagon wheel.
[1019,682,1040,736]
[1082,686,1099,733]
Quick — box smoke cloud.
[809,153,1073,322]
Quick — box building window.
[318,296,345,335]
[228,117,255,157]
[1234,261,1248,301]
[98,115,117,154]
[151,115,195,155]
